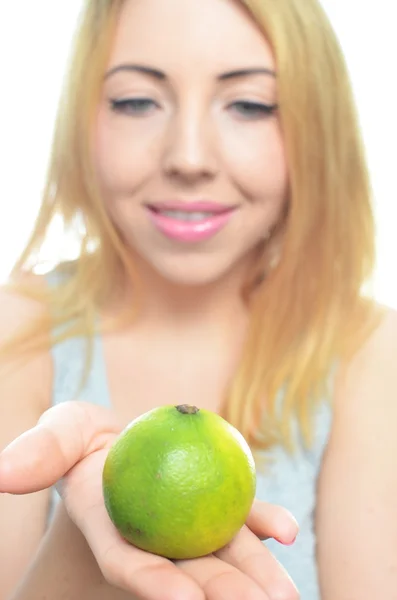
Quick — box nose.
[162,104,219,184]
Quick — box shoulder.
[0,260,76,323]
[346,304,397,366]
[333,305,397,417]
[326,304,397,439]
[314,307,397,595]
[316,303,397,493]
[319,302,397,498]
[0,273,53,595]
[0,271,52,413]
[314,304,397,593]
[0,271,47,323]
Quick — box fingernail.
[276,512,299,545]
[274,530,298,546]
[284,533,297,546]
[267,577,299,600]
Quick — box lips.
[145,200,237,243]
[147,200,233,214]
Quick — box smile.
[146,204,236,243]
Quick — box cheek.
[93,108,158,195]
[223,124,289,200]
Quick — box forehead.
[108,0,275,74]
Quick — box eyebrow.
[104,63,276,81]
[218,67,276,80]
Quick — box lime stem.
[176,404,200,415]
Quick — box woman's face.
[94,0,288,287]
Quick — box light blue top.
[48,281,333,600]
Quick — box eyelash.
[228,101,278,119]
[109,97,158,115]
[109,98,278,120]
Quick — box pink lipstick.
[146,201,236,243]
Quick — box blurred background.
[0,1,396,307]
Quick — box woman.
[1,0,396,598]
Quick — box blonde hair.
[2,0,380,450]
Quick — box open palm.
[0,401,299,600]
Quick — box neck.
[106,249,256,337]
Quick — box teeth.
[160,210,214,222]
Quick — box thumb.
[0,401,122,495]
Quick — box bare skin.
[2,292,397,600]
[2,0,397,599]
[0,284,52,598]
[0,278,298,599]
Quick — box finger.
[216,525,299,600]
[247,499,298,545]
[72,462,204,600]
[177,553,271,600]
[0,401,121,494]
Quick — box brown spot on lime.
[156,472,162,479]
[176,404,200,415]
[126,524,144,537]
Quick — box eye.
[109,97,158,116]
[228,101,278,119]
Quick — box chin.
[145,254,240,289]
[156,266,230,288]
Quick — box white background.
[0,2,396,307]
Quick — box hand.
[0,401,299,600]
